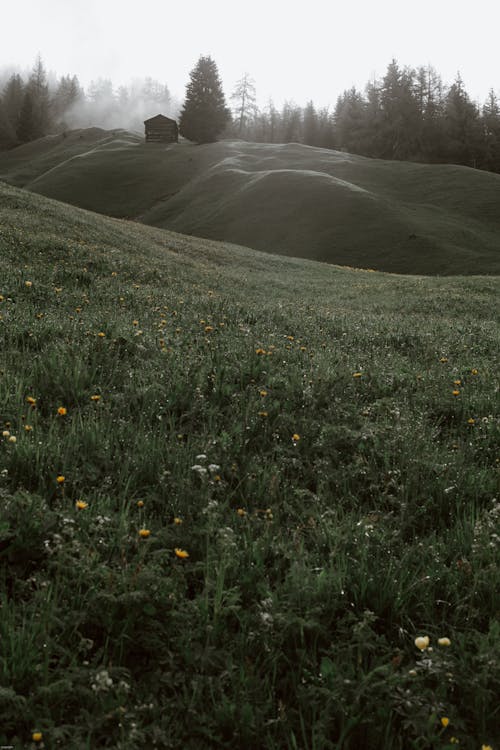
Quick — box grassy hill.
[1,131,499,275]
[0,181,499,749]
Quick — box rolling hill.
[0,129,499,275]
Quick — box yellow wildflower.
[32,732,43,742]
[175,548,189,559]
[471,368,478,375]
[204,325,213,333]
[440,357,448,363]
[26,396,37,405]
[292,433,300,441]
[467,418,475,425]
[173,517,182,525]
[237,508,247,517]
[258,411,268,417]
[24,425,33,432]
[414,635,430,650]
[453,379,461,386]
[132,320,139,326]
[440,717,450,728]
[2,430,9,438]
[90,394,101,401]
[255,348,266,355]
[259,389,268,397]
[137,500,145,508]
[138,529,151,538]
[452,390,460,396]
[57,406,67,416]
[56,475,65,484]
[75,500,88,510]
[438,637,451,646]
[8,435,16,443]
[97,332,105,338]
[25,281,33,288]
[353,372,362,378]
[482,745,493,750]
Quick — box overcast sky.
[3,0,499,107]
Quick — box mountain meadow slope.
[1,129,499,275]
[0,181,499,748]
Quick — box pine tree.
[3,74,24,132]
[179,56,230,143]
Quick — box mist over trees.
[1,55,500,173]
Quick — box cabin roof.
[144,114,177,125]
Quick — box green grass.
[1,132,500,275]
[0,181,499,749]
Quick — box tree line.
[1,55,500,174]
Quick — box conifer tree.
[179,56,230,143]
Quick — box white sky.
[2,0,499,108]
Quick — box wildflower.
[132,320,139,326]
[56,475,65,484]
[26,396,37,405]
[440,357,448,363]
[237,508,247,517]
[408,669,417,676]
[97,332,105,338]
[258,411,268,417]
[204,325,213,333]
[2,430,9,438]
[8,435,16,443]
[450,738,459,744]
[137,500,145,508]
[482,745,493,750]
[292,433,300,441]
[138,529,151,538]
[414,635,430,650]
[259,390,268,397]
[25,281,33,288]
[24,425,33,432]
[173,516,182,525]
[57,406,67,416]
[440,717,450,728]
[255,348,266,355]
[471,368,478,375]
[175,548,189,559]
[90,395,101,401]
[353,372,362,378]
[287,335,294,341]
[438,637,451,646]
[467,418,475,425]
[453,379,461,385]
[75,500,88,510]
[32,732,43,742]
[452,390,460,396]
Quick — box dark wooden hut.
[144,114,178,143]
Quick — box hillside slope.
[1,131,499,274]
[0,181,498,748]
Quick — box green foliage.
[0,183,498,748]
[179,56,231,143]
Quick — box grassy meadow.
[0,180,499,749]
[1,131,500,275]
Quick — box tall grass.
[0,184,498,749]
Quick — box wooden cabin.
[144,114,178,143]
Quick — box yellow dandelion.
[8,435,16,443]
[173,516,183,525]
[237,508,247,517]
[174,548,189,559]
[132,320,139,326]
[32,732,43,742]
[471,368,479,375]
[255,348,266,355]
[204,325,213,333]
[26,396,37,405]
[438,637,451,646]
[75,500,88,510]
[287,335,294,341]
[24,424,33,432]
[137,500,145,508]
[452,390,460,396]
[57,406,67,416]
[467,418,475,425]
[25,281,33,288]
[259,389,268,397]
[453,379,461,386]
[353,372,362,378]
[258,411,268,417]
[56,475,65,484]
[414,635,430,650]
[2,430,9,438]
[138,529,151,538]
[440,357,448,363]
[90,394,101,401]
[440,717,450,728]
[482,745,493,750]
[97,332,105,338]
[292,433,300,441]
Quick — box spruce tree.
[179,56,230,143]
